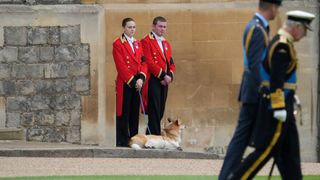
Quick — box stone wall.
[0,25,90,143]
[0,0,80,5]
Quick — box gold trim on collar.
[278,29,294,43]
[120,34,127,43]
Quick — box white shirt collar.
[124,33,134,43]
[255,12,269,28]
[152,31,163,41]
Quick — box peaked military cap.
[260,0,282,5]
[286,10,316,31]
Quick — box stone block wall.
[0,0,80,5]
[0,25,90,143]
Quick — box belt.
[260,81,297,90]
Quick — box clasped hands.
[160,75,172,86]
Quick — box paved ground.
[1,157,320,177]
[0,141,319,177]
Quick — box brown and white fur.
[129,118,184,151]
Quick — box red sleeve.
[167,42,175,76]
[141,37,164,79]
[112,40,134,84]
[138,41,147,80]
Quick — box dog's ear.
[175,119,181,125]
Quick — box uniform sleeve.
[269,43,291,109]
[139,48,147,82]
[112,41,135,87]
[166,42,175,80]
[141,38,166,79]
[246,26,267,87]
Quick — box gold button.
[128,66,130,68]
[153,52,156,55]
[126,56,129,59]
[155,61,158,63]
[154,57,157,59]
[127,61,130,64]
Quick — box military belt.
[260,81,297,90]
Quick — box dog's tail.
[129,134,147,149]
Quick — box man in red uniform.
[141,16,175,135]
[113,18,147,147]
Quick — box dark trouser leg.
[279,120,302,180]
[219,103,258,180]
[116,84,133,147]
[147,75,162,135]
[228,148,273,180]
[129,88,140,137]
[228,121,283,180]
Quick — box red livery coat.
[112,35,147,116]
[141,32,175,111]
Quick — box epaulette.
[120,35,127,43]
[279,35,288,44]
[148,32,154,39]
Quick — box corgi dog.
[129,118,184,151]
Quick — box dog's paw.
[177,147,183,151]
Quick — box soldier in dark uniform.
[219,1,282,179]
[227,10,315,180]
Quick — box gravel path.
[0,157,319,177]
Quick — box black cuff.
[139,74,146,82]
[159,72,166,80]
[129,77,137,88]
[168,72,173,80]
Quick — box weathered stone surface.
[21,113,34,127]
[27,27,48,45]
[44,63,69,78]
[1,24,90,144]
[66,126,80,143]
[69,62,89,76]
[6,113,21,128]
[4,27,27,46]
[60,25,80,45]
[55,79,71,93]
[12,64,44,79]
[0,81,15,96]
[40,46,54,62]
[30,95,50,111]
[7,97,29,112]
[16,80,35,95]
[70,109,81,126]
[55,46,76,62]
[34,111,55,126]
[0,64,11,79]
[55,110,70,126]
[73,76,89,93]
[48,27,60,45]
[18,46,40,63]
[0,46,18,63]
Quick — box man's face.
[123,20,136,38]
[294,24,307,41]
[269,4,280,20]
[152,21,167,37]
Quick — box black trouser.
[228,94,301,180]
[147,75,168,135]
[116,83,140,147]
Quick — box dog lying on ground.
[129,118,185,151]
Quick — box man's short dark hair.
[122,17,135,27]
[153,16,167,25]
[259,1,273,10]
